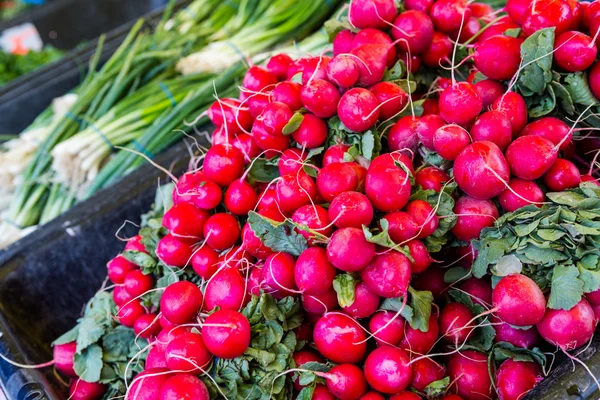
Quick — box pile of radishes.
[45,0,600,399]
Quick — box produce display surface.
[1,0,600,399]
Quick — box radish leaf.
[248,211,308,256]
[333,274,358,307]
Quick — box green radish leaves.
[327,117,381,160]
[518,27,555,96]
[547,265,584,310]
[410,184,457,253]
[247,158,280,183]
[333,273,358,307]
[362,219,414,260]
[74,344,103,382]
[248,211,309,256]
[492,342,547,367]
[381,287,434,332]
[424,377,451,398]
[282,112,304,135]
[448,289,496,352]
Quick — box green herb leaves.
[248,211,308,256]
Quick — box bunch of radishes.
[46,0,600,399]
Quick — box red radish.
[415,166,450,192]
[383,211,419,244]
[411,358,446,391]
[155,326,192,349]
[133,314,161,339]
[582,174,600,186]
[583,1,600,28]
[53,342,77,377]
[207,98,253,136]
[399,52,422,74]
[117,299,145,327]
[521,0,573,37]
[246,90,271,118]
[506,0,531,23]
[554,31,597,72]
[301,79,341,118]
[302,288,339,315]
[162,203,209,241]
[472,78,505,108]
[537,298,597,349]
[543,158,581,191]
[506,136,558,180]
[295,247,336,295]
[591,61,600,99]
[360,252,412,298]
[160,281,202,324]
[325,364,368,399]
[434,124,471,160]
[430,0,472,33]
[343,282,380,318]
[351,44,389,87]
[470,111,512,150]
[521,116,572,149]
[313,385,336,400]
[146,346,168,369]
[124,270,153,298]
[453,141,510,200]
[125,235,146,252]
[159,374,209,400]
[156,234,194,268]
[326,55,360,88]
[448,351,494,400]
[329,191,374,229]
[407,240,432,274]
[353,28,397,68]
[370,82,408,120]
[439,302,475,344]
[360,392,386,400]
[587,287,600,305]
[323,144,351,166]
[453,16,482,43]
[392,11,434,54]
[113,286,134,306]
[493,274,546,326]
[256,102,294,137]
[292,204,333,244]
[370,152,415,173]
[491,316,541,349]
[275,171,317,215]
[301,56,332,84]
[203,213,240,251]
[70,379,106,400]
[364,346,413,394]
[338,88,380,132]
[460,278,492,306]
[243,66,277,92]
[317,162,359,201]
[478,17,520,43]
[203,144,244,187]
[107,256,137,284]
[405,199,439,239]
[365,163,412,212]
[293,351,323,390]
[405,0,434,12]
[191,246,219,279]
[389,392,422,400]
[224,180,257,216]
[388,116,419,154]
[492,92,528,135]
[272,82,303,111]
[327,227,376,272]
[263,252,298,298]
[399,313,439,354]
[248,266,263,296]
[201,309,250,358]
[232,134,261,163]
[127,369,171,400]
[473,36,522,81]
[279,148,307,176]
[219,246,255,270]
[439,82,483,127]
[451,196,499,242]
[422,32,453,68]
[314,313,367,363]
[416,114,445,150]
[440,396,463,400]
[334,30,356,56]
[266,53,293,80]
[498,178,545,212]
[496,359,543,400]
[204,268,248,310]
[292,113,328,148]
[348,0,398,29]
[369,310,406,346]
[165,332,212,372]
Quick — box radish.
[399,313,439,354]
[266,53,293,80]
[275,171,317,215]
[370,152,415,174]
[201,309,250,358]
[365,162,412,212]
[399,52,422,74]
[208,98,253,136]
[302,288,339,315]
[433,124,471,160]
[448,351,494,400]
[587,287,600,305]
[333,30,356,56]
[324,364,368,399]
[521,0,573,37]
[107,256,137,284]
[204,267,248,310]
[203,144,245,187]
[389,393,422,400]
[329,191,374,229]
[191,246,219,280]
[174,172,223,210]
[470,111,512,150]
[253,126,291,155]
[404,199,439,238]
[521,117,572,149]
[451,196,499,242]
[430,0,472,33]
[279,148,307,176]
[554,31,598,72]
[338,88,381,133]
[263,252,298,298]
[566,0,583,28]
[146,346,168,369]
[411,358,446,392]
[53,342,77,377]
[327,227,376,272]
[256,101,294,137]
[314,385,336,400]
[498,178,545,212]
[439,302,475,344]
[160,281,202,325]
[295,247,336,295]
[439,82,483,127]
[392,11,435,54]
[353,28,397,68]
[453,141,510,200]
[224,180,257,216]
[505,136,558,180]
[415,166,450,192]
[364,346,413,394]
[292,204,333,244]
[113,286,134,306]
[165,332,212,373]
[422,32,453,68]
[162,203,209,241]
[411,268,448,301]
[348,0,398,29]
[369,310,406,346]
[273,81,303,111]
[582,174,600,186]
[70,379,107,400]
[382,211,419,244]
[301,56,331,84]
[293,351,323,390]
[203,213,240,251]
[416,114,445,150]
[134,314,161,339]
[125,235,146,252]
[117,300,145,327]
[371,82,408,120]
[473,36,522,81]
[156,234,194,268]
[323,144,351,166]
[327,55,360,88]
[583,1,600,28]
[472,78,505,108]
[314,313,367,363]
[360,392,386,400]
[537,298,597,350]
[491,92,528,135]
[591,61,600,99]
[243,66,277,92]
[506,0,531,23]
[301,79,341,118]
[343,282,380,318]
[126,369,171,400]
[360,252,412,298]
[247,90,271,118]
[292,113,328,149]
[440,396,463,400]
[492,274,546,326]
[317,162,359,201]
[232,134,261,163]
[407,240,433,274]
[543,158,581,191]
[453,17,482,43]
[496,359,543,400]
[351,44,389,87]
[405,0,434,12]
[159,374,209,400]
[460,277,492,306]
[388,116,420,154]
[490,316,541,349]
